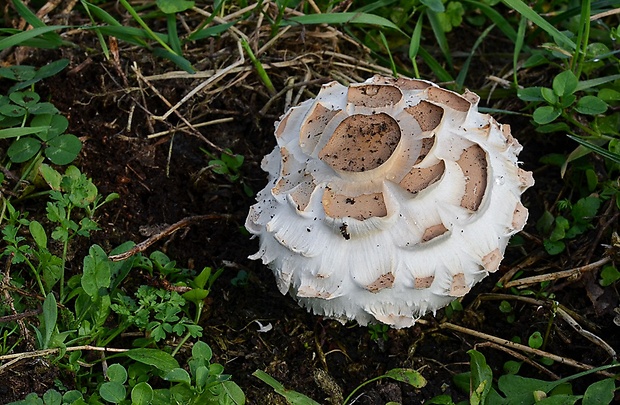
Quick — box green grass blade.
[11,0,63,47]
[12,0,46,28]
[241,38,276,96]
[0,25,68,51]
[502,0,576,50]
[379,31,398,77]
[567,134,620,165]
[455,24,495,90]
[513,15,527,86]
[152,48,194,73]
[118,0,177,55]
[0,126,50,140]
[166,14,182,55]
[425,9,453,70]
[81,1,123,26]
[576,74,620,91]
[86,26,168,45]
[463,0,518,44]
[188,21,235,41]
[408,13,424,78]
[79,0,111,59]
[283,12,405,35]
[354,0,400,13]
[418,47,454,84]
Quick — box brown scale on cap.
[322,189,387,220]
[511,202,528,231]
[366,273,395,293]
[399,161,445,195]
[319,113,401,172]
[275,113,290,138]
[421,224,449,242]
[347,84,403,108]
[290,177,315,211]
[482,248,502,272]
[405,101,444,132]
[449,273,470,297]
[427,87,471,112]
[300,103,341,151]
[456,145,488,211]
[414,276,434,289]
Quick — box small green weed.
[537,195,601,255]
[8,341,245,405]
[0,60,81,166]
[430,349,619,405]
[367,323,389,341]
[202,148,253,196]
[254,367,426,405]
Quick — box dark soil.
[1,4,619,404]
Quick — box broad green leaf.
[164,368,191,385]
[157,0,194,13]
[541,87,557,104]
[552,71,578,97]
[31,114,69,141]
[528,331,543,349]
[10,90,40,106]
[29,220,47,249]
[597,88,620,102]
[384,368,426,388]
[195,365,209,389]
[42,293,57,349]
[39,163,62,190]
[125,348,180,372]
[253,370,322,405]
[107,364,128,384]
[42,389,62,405]
[517,87,544,102]
[544,238,565,255]
[45,134,82,165]
[28,102,58,115]
[0,103,26,117]
[0,64,36,81]
[192,340,213,362]
[82,245,111,297]
[7,137,41,163]
[582,378,615,405]
[533,106,561,125]
[574,96,607,115]
[572,196,600,223]
[468,350,493,404]
[183,288,209,303]
[99,381,126,404]
[131,382,154,405]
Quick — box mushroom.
[246,75,534,328]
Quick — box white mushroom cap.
[246,75,534,328]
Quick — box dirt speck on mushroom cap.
[246,75,534,328]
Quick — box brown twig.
[0,345,129,375]
[475,341,560,380]
[439,322,616,377]
[108,214,231,261]
[503,257,612,289]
